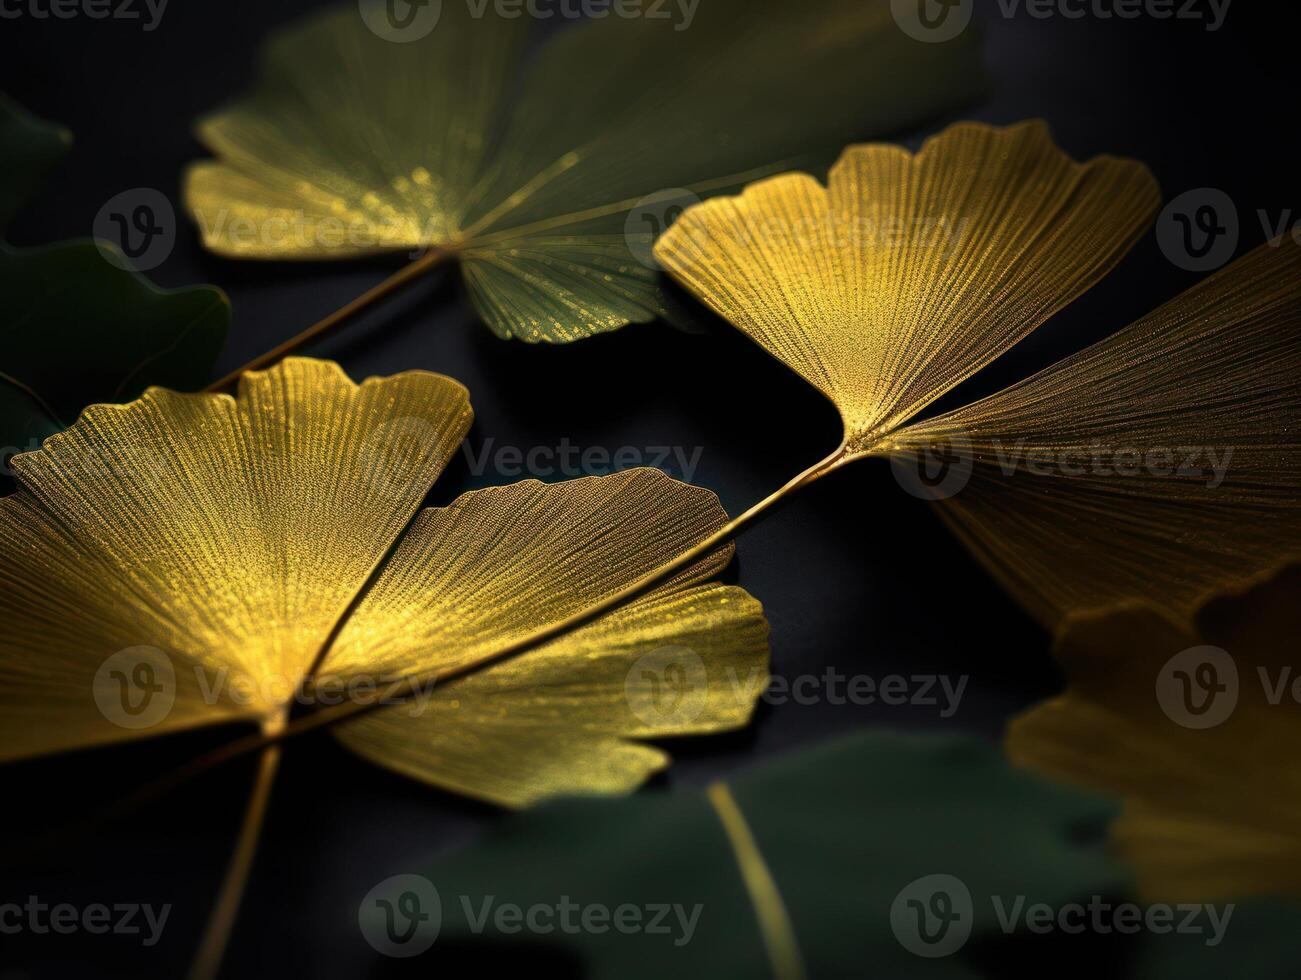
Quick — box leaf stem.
[203,248,452,393]
[187,740,282,980]
[106,443,853,793]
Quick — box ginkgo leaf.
[891,240,1301,625]
[1007,562,1301,903]
[0,357,768,806]
[325,476,767,806]
[653,120,1159,448]
[360,731,1124,978]
[184,0,985,342]
[1,95,229,457]
[655,120,1301,626]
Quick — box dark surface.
[0,2,1297,976]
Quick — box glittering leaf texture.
[0,357,768,806]
[361,731,1124,979]
[1007,563,1301,904]
[183,0,985,342]
[656,120,1301,625]
[1,94,229,456]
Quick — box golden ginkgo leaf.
[184,0,984,342]
[1007,563,1301,903]
[0,357,768,807]
[655,120,1301,626]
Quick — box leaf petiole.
[203,247,453,393]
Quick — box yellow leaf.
[1007,563,1301,902]
[183,0,985,341]
[656,120,1301,624]
[0,358,768,806]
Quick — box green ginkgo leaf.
[185,0,985,342]
[1,95,228,460]
[360,731,1123,978]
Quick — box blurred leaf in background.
[186,0,985,342]
[1,94,228,466]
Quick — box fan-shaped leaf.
[656,120,1301,625]
[1008,563,1301,902]
[185,0,985,342]
[1,95,228,458]
[0,357,767,805]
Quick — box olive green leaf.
[361,731,1123,978]
[1,95,228,459]
[185,0,985,342]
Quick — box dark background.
[1,1,1298,976]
